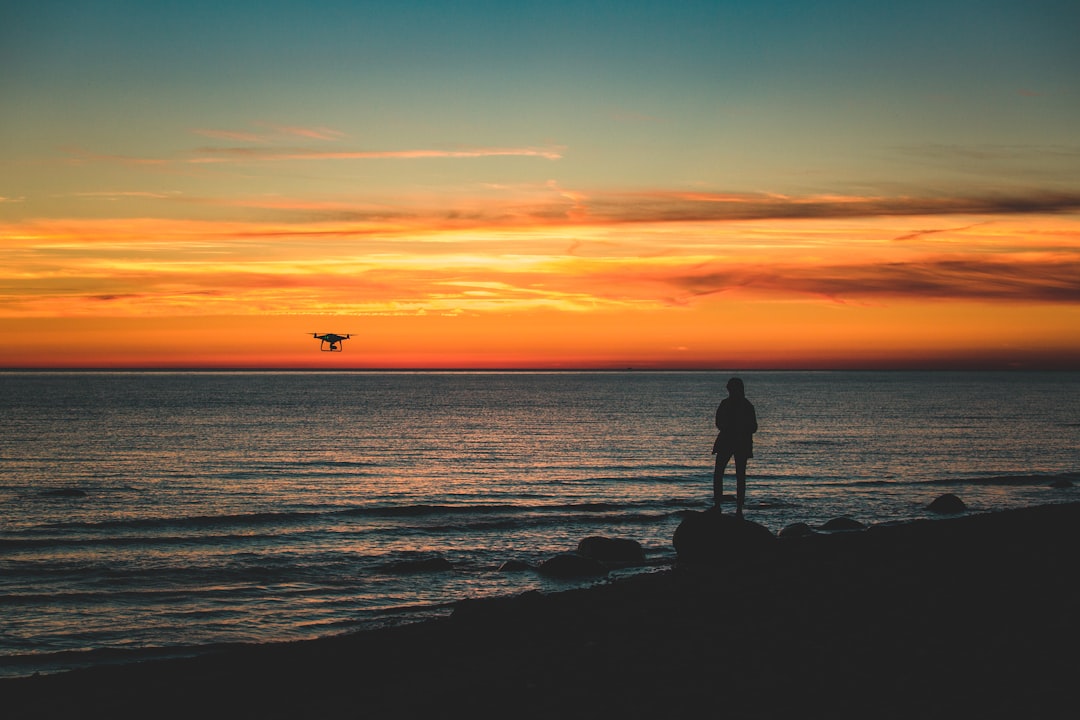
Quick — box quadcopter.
[311,333,351,352]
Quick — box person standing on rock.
[712,377,757,518]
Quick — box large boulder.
[576,536,646,565]
[537,553,608,579]
[673,509,776,564]
[927,493,966,514]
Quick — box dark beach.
[4,502,1077,719]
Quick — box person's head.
[726,377,745,398]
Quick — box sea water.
[1,370,1077,678]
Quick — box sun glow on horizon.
[2,199,1078,369]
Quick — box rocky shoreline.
[4,501,1078,719]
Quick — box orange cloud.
[3,184,1079,368]
[577,190,1080,224]
[3,207,1078,321]
[653,255,1080,303]
[192,123,347,142]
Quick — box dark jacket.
[713,397,757,458]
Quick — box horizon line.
[2,365,1077,373]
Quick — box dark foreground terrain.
[4,502,1078,719]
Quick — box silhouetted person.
[712,377,757,517]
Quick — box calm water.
[1,371,1077,678]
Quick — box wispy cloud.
[173,187,1080,228]
[188,145,565,163]
[60,140,564,167]
[891,222,989,242]
[577,190,1080,224]
[270,125,347,141]
[658,256,1080,304]
[189,123,560,163]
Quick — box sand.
[3,502,1078,719]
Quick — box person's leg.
[734,455,748,518]
[713,450,732,507]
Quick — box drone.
[311,333,351,352]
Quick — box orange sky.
[3,3,1078,369]
[2,204,1078,369]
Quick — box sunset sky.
[2,0,1078,369]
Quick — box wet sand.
[4,502,1078,719]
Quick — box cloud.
[891,222,989,242]
[660,256,1080,303]
[195,186,1080,230]
[578,190,1080,224]
[188,145,565,163]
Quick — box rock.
[497,560,533,572]
[778,522,817,539]
[927,493,966,514]
[576,536,646,565]
[819,517,865,532]
[1048,478,1073,489]
[537,553,608,579]
[672,509,776,564]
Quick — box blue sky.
[5,0,1076,197]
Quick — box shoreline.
[3,501,1077,718]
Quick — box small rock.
[537,553,608,579]
[497,560,533,572]
[576,536,646,565]
[927,493,966,514]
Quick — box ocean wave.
[926,472,1079,487]
[21,499,681,536]
[1,501,691,557]
[39,510,319,532]
[768,472,1078,489]
[412,510,680,535]
[374,555,454,575]
[0,530,298,551]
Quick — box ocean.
[1,370,1077,678]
